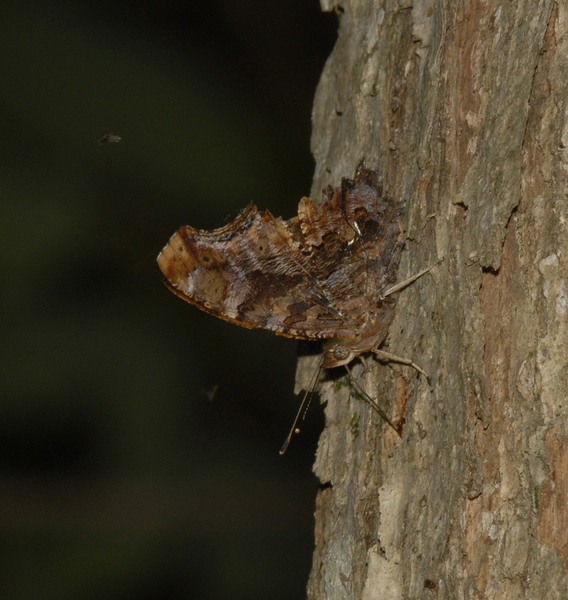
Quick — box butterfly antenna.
[344,364,401,437]
[280,356,325,454]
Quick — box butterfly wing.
[157,163,404,341]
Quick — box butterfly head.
[322,339,357,368]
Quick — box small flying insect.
[98,132,122,146]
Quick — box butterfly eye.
[333,344,350,362]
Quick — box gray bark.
[297,1,568,598]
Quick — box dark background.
[0,2,337,598]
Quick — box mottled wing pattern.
[157,204,359,339]
[337,166,405,301]
[157,163,404,341]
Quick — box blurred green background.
[0,2,336,598]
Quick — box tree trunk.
[298,1,568,597]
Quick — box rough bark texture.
[297,1,568,598]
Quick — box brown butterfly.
[157,161,439,449]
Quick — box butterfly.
[157,161,439,449]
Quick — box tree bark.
[298,1,568,598]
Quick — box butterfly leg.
[381,257,443,299]
[373,259,443,379]
[360,355,376,376]
[372,348,428,378]
[345,364,401,436]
